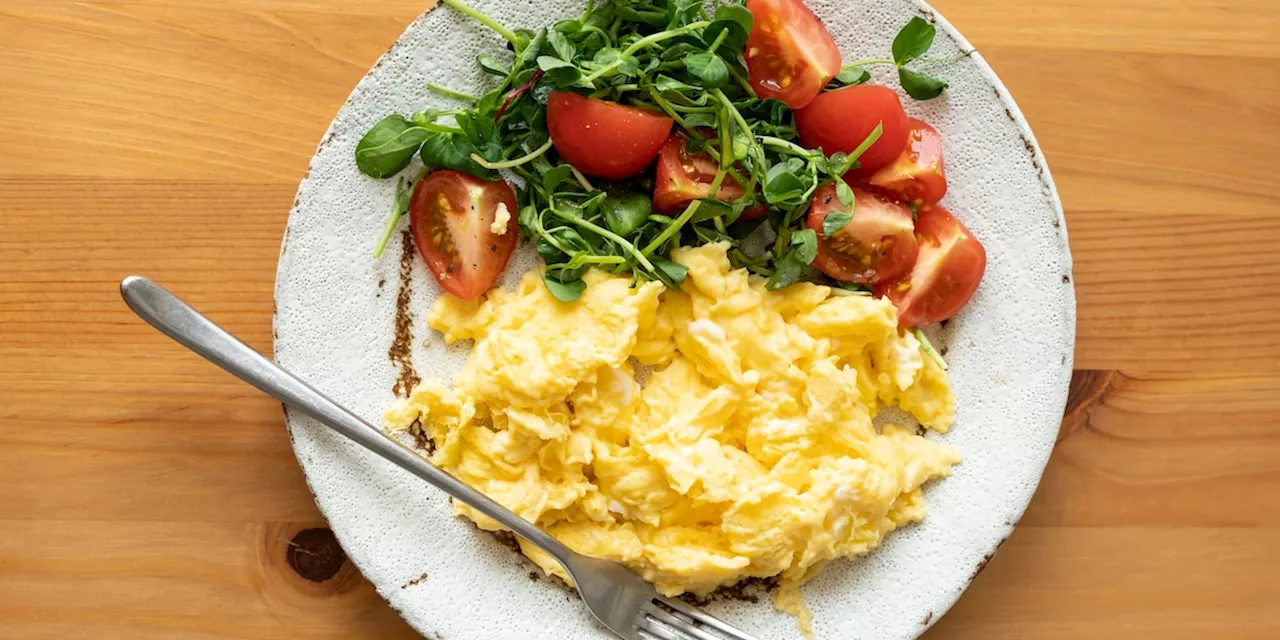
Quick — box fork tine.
[642,604,725,640]
[656,597,764,640]
[634,617,685,640]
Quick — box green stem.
[441,0,519,45]
[759,136,815,158]
[548,206,654,271]
[647,86,687,127]
[470,138,554,170]
[569,166,594,191]
[643,168,728,254]
[841,58,895,69]
[718,105,734,169]
[832,122,883,175]
[427,83,479,102]
[373,202,404,259]
[713,88,754,142]
[579,25,612,47]
[581,21,710,84]
[728,64,756,97]
[665,102,719,114]
[913,327,949,370]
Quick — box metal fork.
[120,276,762,640]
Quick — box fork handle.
[120,276,574,563]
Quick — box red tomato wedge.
[868,118,947,210]
[795,85,910,177]
[653,135,768,221]
[653,135,746,213]
[875,207,987,327]
[807,183,919,286]
[744,0,841,109]
[409,170,518,300]
[546,92,673,180]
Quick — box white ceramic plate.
[273,1,1075,638]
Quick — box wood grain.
[1,0,1278,638]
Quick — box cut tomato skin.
[744,0,842,109]
[653,135,747,214]
[806,183,919,286]
[875,206,986,327]
[795,85,910,178]
[409,170,519,300]
[868,117,947,210]
[546,92,673,180]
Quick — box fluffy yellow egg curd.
[386,242,960,635]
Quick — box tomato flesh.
[868,118,947,210]
[796,85,910,177]
[653,135,746,213]
[546,92,673,180]
[409,170,518,300]
[807,183,919,286]
[875,206,986,327]
[744,0,842,109]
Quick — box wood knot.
[287,528,347,583]
[1060,369,1126,443]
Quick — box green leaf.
[536,236,565,264]
[790,228,818,264]
[835,179,854,207]
[833,66,870,86]
[690,198,733,223]
[683,52,730,89]
[588,48,640,78]
[542,164,575,194]
[693,223,733,245]
[766,251,805,290]
[822,211,851,238]
[666,0,702,27]
[617,6,666,26]
[543,272,587,302]
[418,132,494,180]
[537,55,576,71]
[653,74,702,94]
[553,19,582,35]
[538,56,583,86]
[651,257,689,288]
[898,66,948,100]
[730,122,753,162]
[355,114,429,178]
[602,191,652,237]
[703,4,752,54]
[477,53,510,77]
[682,113,718,129]
[547,29,576,62]
[762,159,808,205]
[454,111,503,162]
[514,28,547,72]
[892,16,936,65]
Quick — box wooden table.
[2,0,1278,637]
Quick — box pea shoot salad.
[354,0,977,315]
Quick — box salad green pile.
[355,0,957,301]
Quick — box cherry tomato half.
[409,169,518,300]
[744,0,842,109]
[546,92,673,180]
[807,183,919,286]
[796,85,910,177]
[868,118,947,210]
[875,206,987,327]
[653,135,746,213]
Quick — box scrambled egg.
[386,243,960,635]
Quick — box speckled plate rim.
[273,1,1075,637]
